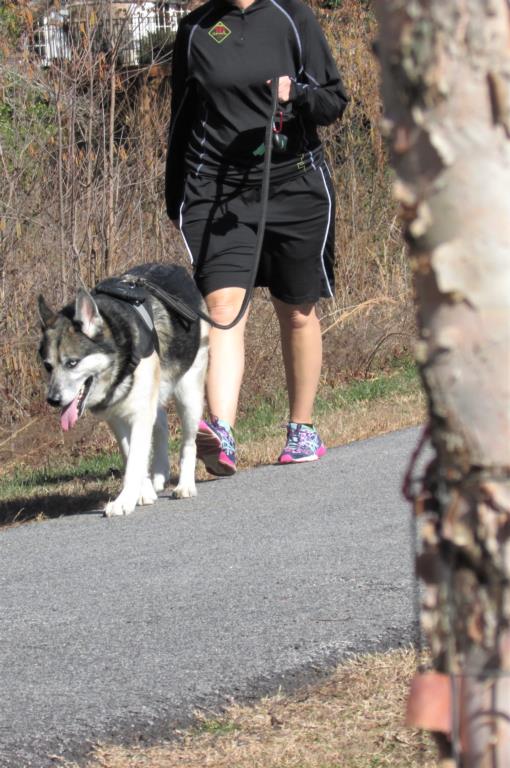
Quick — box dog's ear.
[38,295,56,329]
[75,289,103,339]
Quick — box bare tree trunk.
[374,1,510,765]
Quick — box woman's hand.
[267,76,293,103]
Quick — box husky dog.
[38,263,208,516]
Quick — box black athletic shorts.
[179,164,336,304]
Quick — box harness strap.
[133,302,155,333]
[93,280,160,369]
[122,277,200,324]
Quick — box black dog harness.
[93,277,160,373]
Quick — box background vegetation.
[0,0,412,432]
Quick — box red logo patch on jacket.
[208,22,232,44]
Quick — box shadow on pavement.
[0,491,107,528]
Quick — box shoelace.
[216,424,235,453]
[288,430,300,444]
[287,425,314,452]
[222,432,235,452]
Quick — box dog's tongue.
[60,396,80,432]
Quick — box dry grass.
[65,648,436,768]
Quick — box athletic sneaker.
[196,418,237,476]
[278,422,327,464]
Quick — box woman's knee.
[205,287,247,324]
[272,299,317,331]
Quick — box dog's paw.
[172,483,197,499]
[151,473,169,493]
[104,494,136,517]
[138,478,158,506]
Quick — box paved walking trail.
[0,427,423,767]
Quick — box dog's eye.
[44,362,53,373]
[65,359,79,369]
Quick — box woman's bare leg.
[204,287,250,427]
[272,298,322,424]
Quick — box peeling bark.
[374,1,510,765]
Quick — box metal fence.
[32,2,186,68]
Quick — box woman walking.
[166,0,348,475]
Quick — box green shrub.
[0,72,57,178]
[0,4,22,54]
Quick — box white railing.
[32,2,186,68]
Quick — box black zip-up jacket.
[165,0,348,219]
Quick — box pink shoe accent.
[196,420,236,477]
[218,450,235,469]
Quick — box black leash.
[124,78,279,331]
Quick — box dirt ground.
[0,413,116,477]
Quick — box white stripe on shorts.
[179,201,195,265]
[318,167,334,298]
